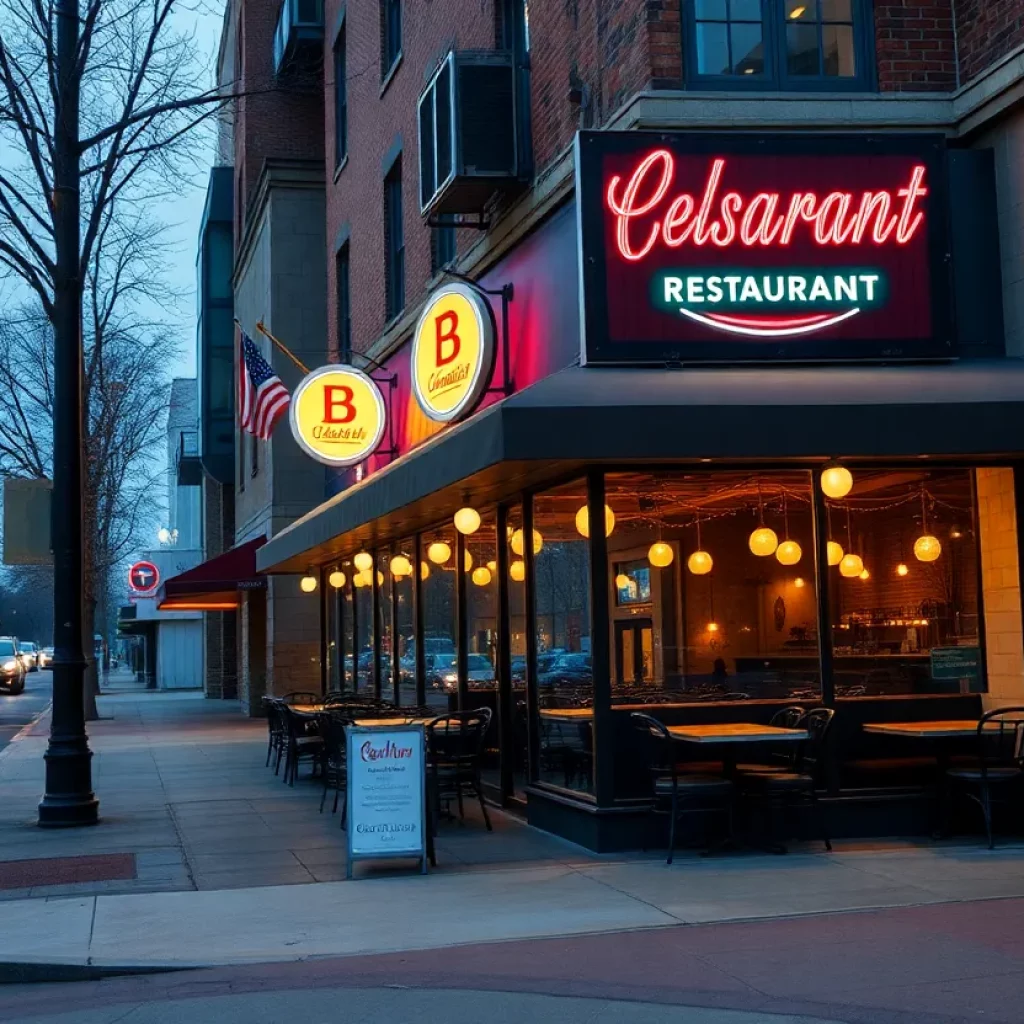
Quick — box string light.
[897,563,909,577]
[794,577,805,588]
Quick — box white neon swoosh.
[679,307,861,338]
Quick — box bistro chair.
[426,710,493,831]
[733,705,807,776]
[281,691,321,707]
[281,705,325,786]
[737,707,835,853]
[630,712,734,863]
[318,711,351,823]
[944,706,1024,849]
[261,695,285,769]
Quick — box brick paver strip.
[0,853,136,889]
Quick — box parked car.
[441,654,496,693]
[0,637,25,693]
[18,642,38,673]
[38,646,54,669]
[537,653,593,688]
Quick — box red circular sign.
[128,561,160,593]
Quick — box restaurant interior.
[317,463,1021,851]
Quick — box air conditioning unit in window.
[418,51,521,218]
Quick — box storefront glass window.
[828,468,985,697]
[326,571,341,692]
[393,538,416,705]
[532,479,594,794]
[421,525,457,713]
[340,567,355,690]
[377,550,394,698]
[506,504,529,798]
[466,512,498,782]
[353,563,373,692]
[605,470,821,703]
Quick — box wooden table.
[668,723,809,744]
[539,708,593,722]
[350,716,425,727]
[863,720,984,738]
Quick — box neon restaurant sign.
[575,132,953,364]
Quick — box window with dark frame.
[250,427,259,478]
[430,225,456,276]
[685,0,866,89]
[384,158,405,320]
[381,0,401,78]
[333,23,347,168]
[335,242,351,361]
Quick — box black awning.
[158,537,266,609]
[257,360,1024,575]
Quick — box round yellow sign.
[289,365,387,467]
[411,283,496,423]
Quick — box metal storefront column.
[413,535,426,707]
[587,470,613,806]
[522,495,540,784]
[456,531,469,711]
[390,546,401,706]
[811,480,836,707]
[496,504,514,801]
[319,568,328,697]
[372,552,382,700]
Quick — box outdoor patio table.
[349,716,425,727]
[667,722,809,776]
[539,708,593,722]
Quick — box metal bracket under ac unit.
[426,210,490,231]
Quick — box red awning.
[157,537,267,610]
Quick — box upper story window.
[336,243,351,360]
[381,0,401,78]
[333,23,347,168]
[384,158,405,321]
[685,0,869,89]
[431,226,456,276]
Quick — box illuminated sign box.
[575,131,953,365]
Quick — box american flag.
[238,330,290,440]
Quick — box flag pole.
[254,320,310,375]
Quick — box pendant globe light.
[510,528,543,557]
[748,479,778,557]
[471,566,492,587]
[300,573,317,593]
[420,561,431,581]
[353,551,373,573]
[454,507,481,535]
[914,489,942,563]
[390,554,412,578]
[839,507,864,578]
[614,573,631,590]
[775,492,802,566]
[649,541,674,567]
[820,463,854,499]
[575,503,615,538]
[824,503,843,565]
[328,569,346,589]
[509,560,526,582]
[427,540,451,565]
[687,514,713,575]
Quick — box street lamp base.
[38,795,99,828]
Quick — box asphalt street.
[0,670,51,753]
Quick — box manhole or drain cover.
[0,853,136,889]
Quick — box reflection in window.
[353,562,374,692]
[393,539,415,705]
[422,527,457,712]
[466,514,499,782]
[606,471,820,703]
[339,564,355,689]
[828,469,983,697]
[532,480,593,793]
[506,506,529,797]
[694,0,765,77]
[785,0,855,77]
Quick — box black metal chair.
[261,695,285,769]
[737,707,834,852]
[281,705,324,786]
[281,691,320,706]
[426,710,493,831]
[944,706,1024,849]
[630,712,734,863]
[318,711,351,823]
[734,705,807,775]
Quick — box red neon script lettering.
[605,151,928,261]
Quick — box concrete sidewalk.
[1,690,1024,973]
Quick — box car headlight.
[2,660,17,671]
[443,673,457,683]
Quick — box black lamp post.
[38,0,98,827]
